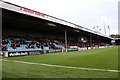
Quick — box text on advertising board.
[20,7,46,18]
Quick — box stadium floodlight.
[74,30,80,32]
[81,38,84,41]
[83,40,87,43]
[48,23,56,27]
[101,16,107,36]
[81,38,87,43]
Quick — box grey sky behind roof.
[4,0,119,36]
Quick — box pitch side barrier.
[1,49,63,57]
[2,45,113,57]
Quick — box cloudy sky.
[4,0,119,36]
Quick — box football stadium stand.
[0,0,113,57]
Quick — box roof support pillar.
[90,34,93,49]
[98,36,100,47]
[65,29,68,52]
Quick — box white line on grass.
[3,59,120,73]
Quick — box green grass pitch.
[1,47,119,78]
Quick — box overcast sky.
[4,0,119,36]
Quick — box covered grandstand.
[111,38,120,46]
[1,0,112,57]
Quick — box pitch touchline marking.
[3,59,120,73]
